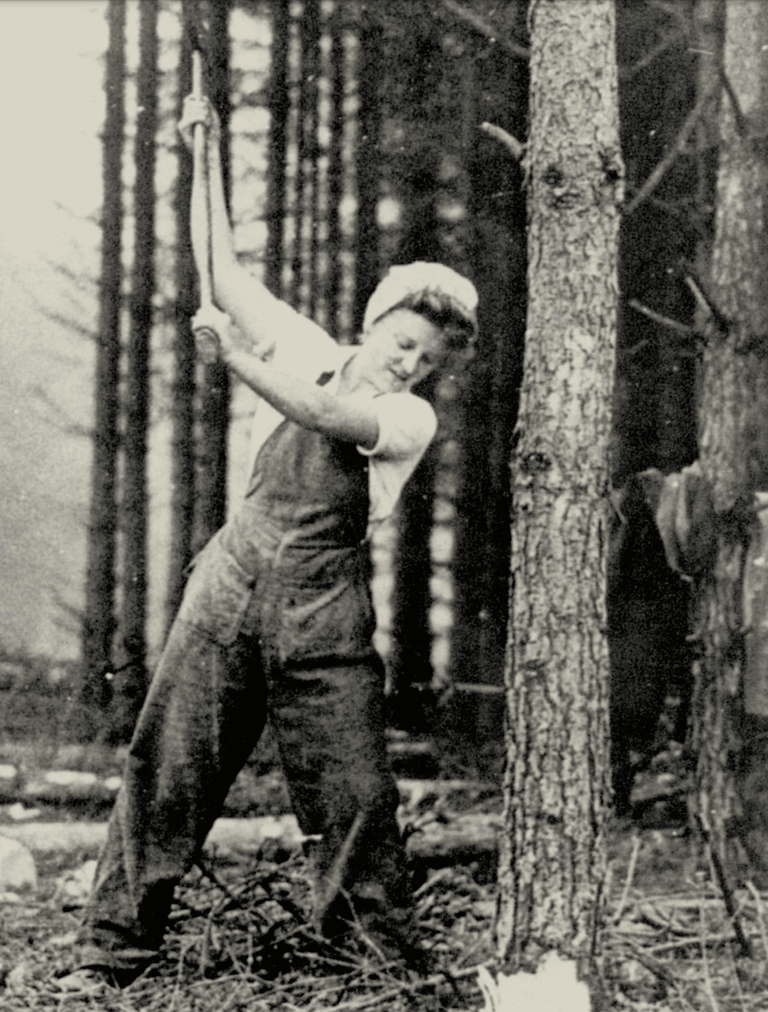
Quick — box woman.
[57,97,478,991]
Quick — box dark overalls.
[76,404,414,975]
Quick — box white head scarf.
[362,261,478,333]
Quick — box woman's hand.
[192,305,233,363]
[178,94,221,152]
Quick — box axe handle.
[191,50,218,364]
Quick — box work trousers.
[76,533,413,974]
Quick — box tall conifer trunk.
[351,4,381,333]
[194,0,231,554]
[388,25,443,720]
[114,0,158,743]
[448,41,527,752]
[691,0,768,879]
[167,38,196,629]
[264,0,290,301]
[325,0,345,340]
[496,0,622,971]
[81,0,125,732]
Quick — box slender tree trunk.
[325,1,345,340]
[305,0,321,322]
[448,43,527,750]
[113,0,158,744]
[81,0,126,733]
[693,0,723,285]
[351,3,382,333]
[691,0,768,880]
[613,6,700,485]
[386,22,444,722]
[289,0,320,313]
[496,0,622,972]
[194,0,231,554]
[264,0,290,301]
[167,39,196,628]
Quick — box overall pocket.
[177,536,255,646]
[278,576,376,666]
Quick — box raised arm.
[180,96,284,359]
[191,304,380,449]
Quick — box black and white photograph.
[0,1,765,1009]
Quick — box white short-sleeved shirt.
[246,298,438,526]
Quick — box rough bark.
[615,0,699,482]
[81,0,126,731]
[290,0,321,314]
[613,0,700,485]
[264,0,290,301]
[324,1,345,340]
[496,0,622,971]
[193,0,231,555]
[351,3,382,334]
[167,40,197,629]
[691,0,768,880]
[115,0,158,743]
[447,35,527,746]
[387,21,444,720]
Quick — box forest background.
[0,0,702,750]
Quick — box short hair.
[380,289,478,354]
[362,262,479,353]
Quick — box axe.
[190,49,219,365]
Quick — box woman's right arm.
[181,96,282,360]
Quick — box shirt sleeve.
[254,297,339,382]
[358,392,438,462]
[247,305,343,469]
[358,394,439,524]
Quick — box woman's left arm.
[193,306,380,448]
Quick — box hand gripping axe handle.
[191,50,219,365]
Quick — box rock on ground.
[0,834,37,894]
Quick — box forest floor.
[1,740,767,1011]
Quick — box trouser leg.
[268,659,415,955]
[76,621,267,973]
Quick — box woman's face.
[355,309,447,395]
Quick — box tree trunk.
[351,3,382,333]
[386,23,444,723]
[324,1,345,340]
[496,0,622,972]
[264,0,290,301]
[193,0,231,555]
[613,2,701,486]
[167,39,197,629]
[448,38,527,751]
[290,0,321,315]
[114,0,158,744]
[691,0,768,881]
[81,0,126,735]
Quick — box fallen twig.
[612,833,641,924]
[695,812,754,959]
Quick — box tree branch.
[683,271,730,334]
[719,65,748,136]
[30,384,92,439]
[624,75,721,216]
[441,0,529,60]
[648,0,691,35]
[628,299,695,337]
[479,122,525,161]
[619,28,684,82]
[443,0,687,87]
[41,308,96,342]
[45,260,98,290]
